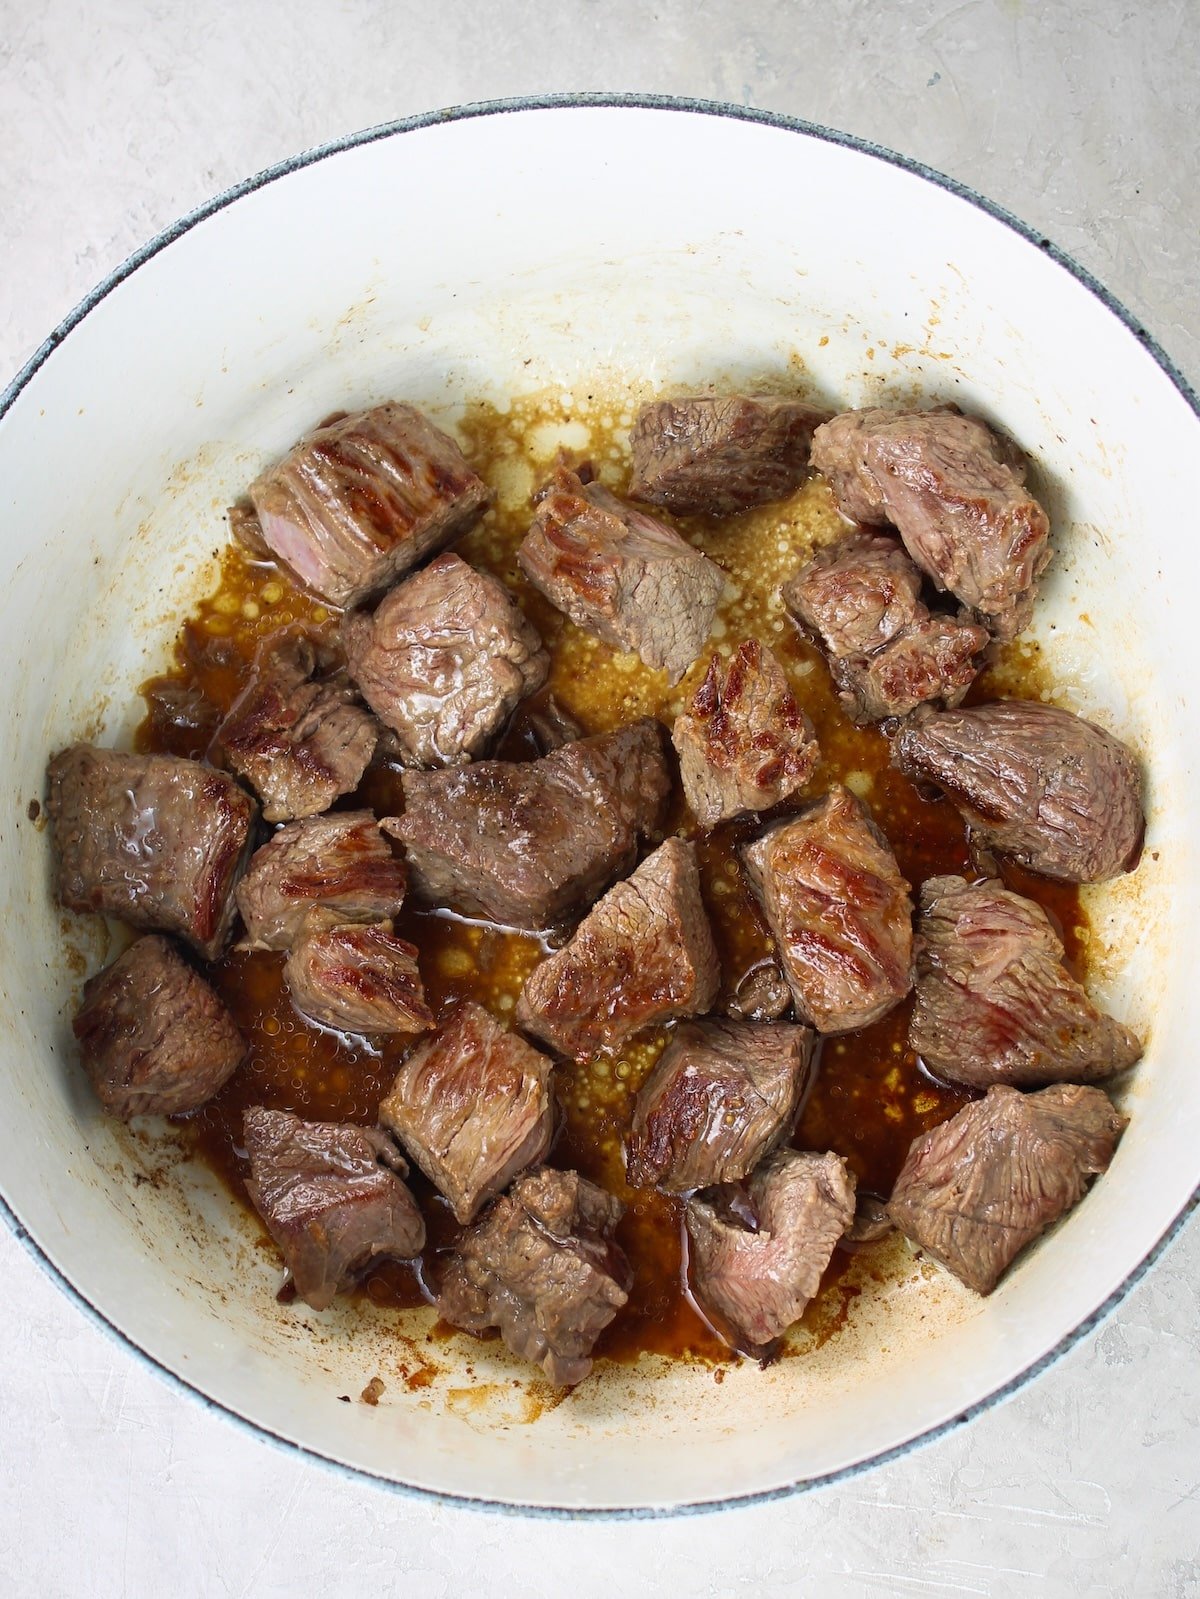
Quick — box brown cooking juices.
[136,393,1088,1368]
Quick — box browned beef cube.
[517,464,724,684]
[386,719,672,930]
[72,935,246,1118]
[628,395,827,517]
[283,915,432,1036]
[910,875,1142,1089]
[437,1166,631,1384]
[727,957,793,1022]
[783,532,988,723]
[686,1149,856,1358]
[887,1084,1127,1294]
[249,403,492,608]
[892,700,1145,884]
[626,1019,814,1192]
[341,553,549,768]
[810,408,1051,641]
[379,1001,554,1223]
[243,1106,425,1310]
[516,838,720,1063]
[742,786,913,1033]
[235,810,407,951]
[213,628,378,823]
[672,641,818,825]
[47,745,256,960]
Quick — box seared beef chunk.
[517,463,724,684]
[248,403,491,608]
[627,1019,815,1192]
[742,785,913,1033]
[628,395,826,517]
[284,914,432,1036]
[686,1149,856,1358]
[341,553,549,768]
[728,957,793,1022]
[784,532,988,722]
[516,837,720,1062]
[243,1106,425,1310]
[213,628,378,823]
[892,700,1144,883]
[235,811,407,951]
[73,935,245,1118]
[437,1166,631,1384]
[888,1083,1126,1294]
[380,1001,554,1223]
[810,408,1050,640]
[47,745,256,960]
[387,719,671,929]
[672,641,818,825]
[911,875,1143,1089]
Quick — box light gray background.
[1,3,1197,1594]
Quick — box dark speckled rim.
[2,93,1197,1520]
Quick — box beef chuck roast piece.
[892,700,1145,883]
[672,641,818,825]
[911,876,1143,1089]
[517,463,724,684]
[783,532,988,723]
[887,1083,1127,1294]
[283,914,432,1036]
[213,628,378,823]
[628,395,827,517]
[248,402,491,608]
[810,408,1051,640]
[242,1106,425,1310]
[73,935,246,1118]
[686,1149,856,1358]
[379,1001,554,1223]
[235,810,407,950]
[516,837,720,1062]
[341,553,549,768]
[437,1165,632,1384]
[627,1019,815,1192]
[386,719,671,929]
[47,745,256,960]
[742,785,913,1033]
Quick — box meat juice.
[137,393,1088,1367]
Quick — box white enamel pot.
[1,98,1196,1515]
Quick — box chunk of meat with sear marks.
[242,1106,425,1310]
[380,1001,554,1223]
[887,1083,1127,1294]
[284,914,432,1036]
[783,531,988,723]
[213,628,378,823]
[516,837,720,1062]
[910,875,1142,1089]
[341,552,549,768]
[73,934,246,1118]
[437,1166,631,1384]
[517,462,724,684]
[892,700,1145,883]
[742,785,913,1033]
[47,744,256,960]
[627,1018,815,1192]
[672,641,818,825]
[235,810,407,951]
[386,719,672,930]
[686,1149,856,1359]
[248,402,491,607]
[810,408,1050,640]
[628,394,827,516]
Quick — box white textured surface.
[2,4,1198,1594]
